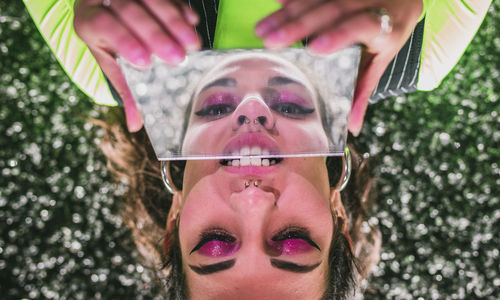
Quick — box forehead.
[194,54,316,97]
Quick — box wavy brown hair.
[97,108,380,299]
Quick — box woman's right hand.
[73,0,200,132]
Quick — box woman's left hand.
[255,0,423,135]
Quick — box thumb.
[349,51,390,136]
[91,49,143,132]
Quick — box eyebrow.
[188,259,236,275]
[267,76,303,87]
[200,77,237,92]
[270,259,321,273]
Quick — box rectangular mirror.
[119,47,360,160]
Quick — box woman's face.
[177,156,338,299]
[181,55,330,159]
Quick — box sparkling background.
[1,1,498,299]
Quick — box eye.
[265,90,314,119]
[271,102,314,116]
[191,229,239,257]
[194,93,238,119]
[270,226,320,255]
[195,104,235,118]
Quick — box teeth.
[224,146,280,167]
[240,157,251,166]
[250,146,261,155]
[224,157,280,167]
[240,146,250,156]
[250,157,261,166]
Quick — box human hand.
[74,0,200,132]
[255,0,423,135]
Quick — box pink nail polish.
[255,18,277,37]
[265,30,286,45]
[310,36,331,52]
[131,49,149,67]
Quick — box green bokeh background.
[1,1,498,299]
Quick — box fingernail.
[131,48,150,66]
[179,30,198,50]
[185,10,199,25]
[255,18,277,37]
[185,41,200,53]
[309,36,331,53]
[165,45,185,65]
[264,30,286,48]
[349,125,361,137]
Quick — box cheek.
[275,119,329,153]
[182,120,229,155]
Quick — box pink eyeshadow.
[277,91,311,107]
[202,93,239,108]
[271,239,314,255]
[198,241,240,257]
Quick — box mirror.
[119,47,360,160]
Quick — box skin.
[74,0,422,135]
[169,55,346,299]
[181,56,330,157]
[168,156,345,300]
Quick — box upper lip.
[222,132,281,157]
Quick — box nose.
[231,94,275,131]
[230,183,276,215]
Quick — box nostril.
[238,115,247,125]
[257,116,267,125]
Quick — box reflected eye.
[195,93,238,119]
[270,226,320,255]
[191,229,239,257]
[272,102,314,116]
[266,90,314,119]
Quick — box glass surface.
[119,47,360,160]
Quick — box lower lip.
[223,164,280,176]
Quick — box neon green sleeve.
[23,0,118,106]
[417,0,491,91]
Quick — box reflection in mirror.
[119,48,360,160]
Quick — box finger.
[141,0,201,52]
[348,51,393,136]
[74,6,151,67]
[255,0,323,38]
[178,1,200,26]
[91,48,143,132]
[108,0,186,65]
[260,0,362,49]
[307,10,384,54]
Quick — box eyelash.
[191,226,319,254]
[191,228,236,253]
[194,92,314,120]
[271,226,320,250]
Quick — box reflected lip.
[222,133,281,156]
[221,133,282,175]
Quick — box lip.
[222,132,281,156]
[223,164,280,176]
[221,133,282,176]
